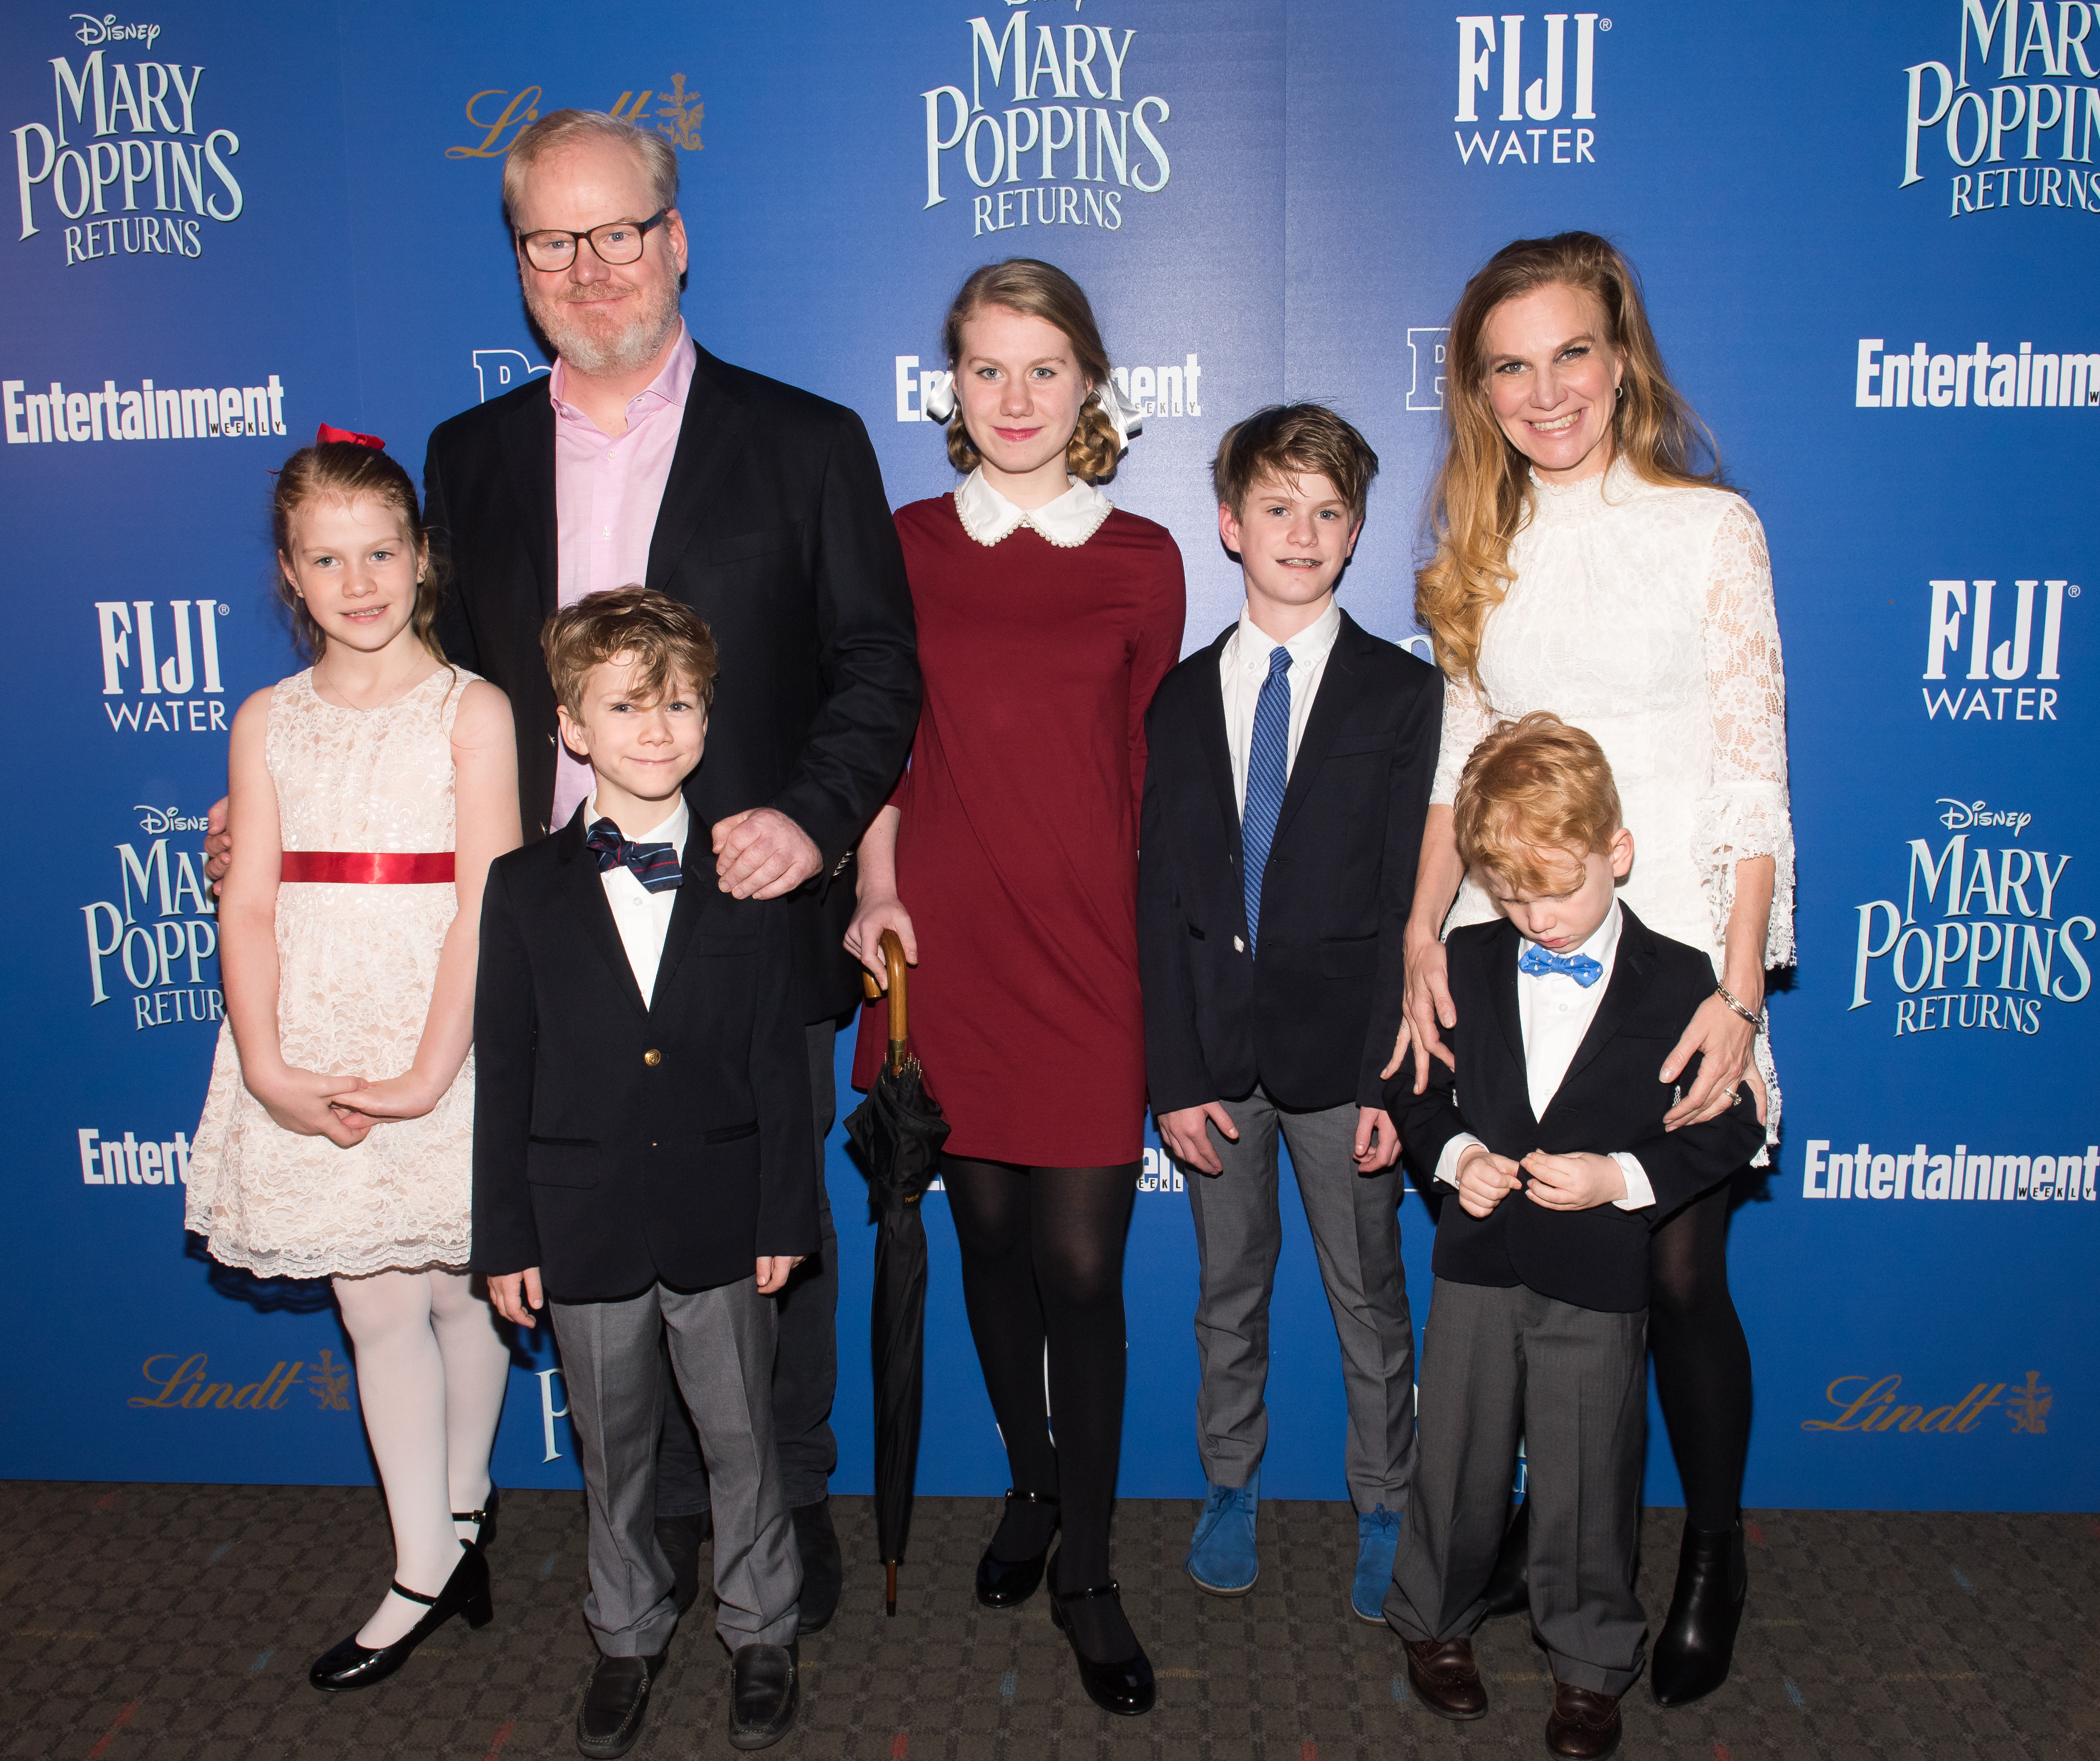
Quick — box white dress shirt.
[586,793,688,1008]
[1219,600,1342,812]
[1433,901,1655,1210]
[952,466,1114,549]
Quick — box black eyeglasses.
[515,208,669,272]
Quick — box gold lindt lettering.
[128,1352,206,1407]
[444,87,544,161]
[1802,1373,1903,1431]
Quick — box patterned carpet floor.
[3,1484,2095,1759]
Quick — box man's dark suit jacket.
[424,340,921,1021]
[1139,610,1442,1115]
[1388,908,1766,1313]
[469,808,818,1303]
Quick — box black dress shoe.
[1047,1575,1155,1716]
[453,1485,500,1552]
[976,1489,1060,1609]
[576,1648,667,1759]
[309,1542,491,1693]
[1402,1637,1489,1721]
[1480,1498,1529,1619]
[1651,1518,1747,1707]
[792,1498,842,1633]
[727,1640,800,1750]
[655,1510,713,1616]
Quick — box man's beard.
[526,271,682,378]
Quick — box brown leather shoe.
[1403,1638,1488,1720]
[1545,1681,1623,1759]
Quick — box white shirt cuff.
[1609,1152,1654,1210]
[1434,1133,1486,1189]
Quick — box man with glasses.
[424,108,919,1757]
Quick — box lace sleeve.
[1698,498,1796,971]
[1429,671,1493,806]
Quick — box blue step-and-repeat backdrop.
[2,1,2093,1512]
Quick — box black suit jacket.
[424,340,921,1020]
[469,809,818,1302]
[1388,909,1765,1313]
[1139,611,1442,1113]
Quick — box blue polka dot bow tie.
[585,818,683,893]
[1518,944,1603,986]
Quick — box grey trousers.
[1384,1277,1648,1696]
[551,1278,801,1657]
[656,1019,839,1517]
[1184,1087,1417,1512]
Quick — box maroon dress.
[852,490,1186,1166]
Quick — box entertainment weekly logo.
[1897,1,2100,218]
[11,20,249,267]
[919,8,1175,237]
[1853,339,2099,410]
[1918,576,2077,725]
[80,798,222,1032]
[1849,801,2092,1041]
[6,371,287,447]
[890,351,1205,421]
[1451,13,1608,167]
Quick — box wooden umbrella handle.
[880,929,909,1072]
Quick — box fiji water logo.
[1920,577,2077,723]
[920,7,1173,237]
[1898,3,2100,216]
[1452,13,1606,166]
[1802,1372,2052,1436]
[1850,801,2092,1039]
[94,599,228,733]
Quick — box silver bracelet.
[1714,983,1764,1031]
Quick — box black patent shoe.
[308,1542,491,1693]
[1047,1568,1154,1716]
[576,1647,667,1759]
[977,1489,1060,1609]
[1480,1498,1529,1619]
[454,1484,500,1551]
[727,1640,800,1750]
[1651,1519,1748,1707]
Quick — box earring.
[1614,384,1625,400]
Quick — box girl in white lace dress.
[186,432,521,1691]
[1392,235,1793,1710]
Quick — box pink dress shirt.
[549,323,697,826]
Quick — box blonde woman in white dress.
[1389,234,1793,1709]
[186,431,521,1692]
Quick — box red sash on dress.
[280,851,455,884]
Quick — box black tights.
[1648,1178,1754,1533]
[942,1156,1139,1589]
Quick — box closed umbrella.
[842,929,949,1616]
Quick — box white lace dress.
[186,667,478,1278]
[1432,458,1795,1143]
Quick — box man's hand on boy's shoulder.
[713,808,821,900]
[1520,1150,1629,1212]
[1454,1144,1522,1218]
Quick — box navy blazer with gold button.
[469,804,817,1302]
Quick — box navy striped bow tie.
[585,819,683,893]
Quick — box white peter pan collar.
[953,467,1113,550]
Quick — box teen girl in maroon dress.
[849,259,1184,1715]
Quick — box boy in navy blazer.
[1138,406,1442,1618]
[473,586,815,1756]
[1383,713,1763,1760]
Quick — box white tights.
[333,1268,511,1647]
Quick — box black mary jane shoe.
[454,1485,500,1552]
[1651,1518,1748,1707]
[975,1489,1060,1609]
[1047,1567,1154,1716]
[308,1542,492,1693]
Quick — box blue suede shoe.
[1351,1504,1401,1622]
[1185,1471,1260,1596]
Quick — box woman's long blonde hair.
[1416,231,1723,690]
[940,258,1124,483]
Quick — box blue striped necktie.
[1241,644,1292,956]
[585,818,684,893]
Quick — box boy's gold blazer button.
[644,1049,663,1066]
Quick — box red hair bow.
[316,423,386,451]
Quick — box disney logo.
[135,803,209,834]
[70,12,161,47]
[1936,799,2033,837]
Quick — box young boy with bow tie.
[472,585,816,1755]
[1382,712,1764,1761]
